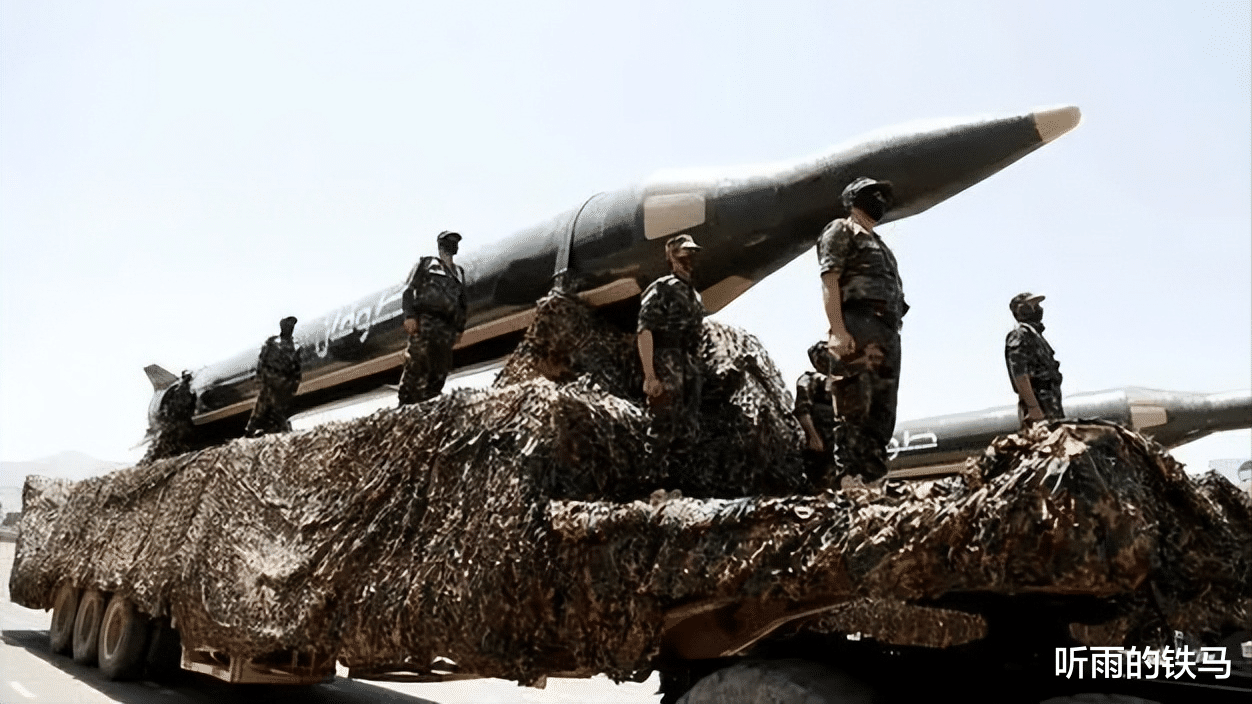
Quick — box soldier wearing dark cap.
[638,234,706,450]
[1005,292,1063,426]
[794,341,839,487]
[817,177,907,482]
[399,230,467,405]
[245,316,302,437]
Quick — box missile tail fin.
[144,364,178,391]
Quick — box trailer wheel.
[675,659,876,704]
[98,595,151,680]
[49,583,81,655]
[71,590,106,666]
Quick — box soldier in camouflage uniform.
[245,316,302,437]
[1005,292,1063,426]
[794,341,839,488]
[141,370,197,463]
[817,177,907,482]
[399,230,468,405]
[637,234,706,451]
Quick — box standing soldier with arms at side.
[1005,292,1064,426]
[794,341,839,488]
[637,234,706,455]
[817,177,907,483]
[245,316,302,437]
[399,230,467,405]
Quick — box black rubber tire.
[145,618,182,681]
[98,594,151,681]
[675,659,876,704]
[71,589,106,666]
[49,583,80,655]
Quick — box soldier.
[1005,292,1064,426]
[817,177,907,482]
[141,370,197,463]
[399,230,468,405]
[637,234,706,450]
[245,316,302,437]
[794,341,838,487]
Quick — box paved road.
[1,540,662,704]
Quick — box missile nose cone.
[1032,106,1082,143]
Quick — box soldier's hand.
[1024,406,1045,422]
[826,330,855,358]
[403,318,419,335]
[643,376,663,398]
[807,435,825,453]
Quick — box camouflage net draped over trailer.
[11,293,1251,685]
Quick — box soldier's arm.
[794,375,825,452]
[1012,374,1045,421]
[637,330,661,398]
[402,261,426,335]
[821,271,854,358]
[817,221,855,358]
[1006,332,1044,421]
[454,266,468,333]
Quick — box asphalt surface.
[1,539,661,704]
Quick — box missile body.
[887,387,1252,477]
[150,107,1081,440]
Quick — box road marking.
[9,681,35,698]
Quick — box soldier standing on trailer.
[399,230,468,405]
[794,341,840,488]
[817,177,907,483]
[1005,292,1064,426]
[637,234,706,453]
[245,316,302,437]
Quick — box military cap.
[1010,292,1045,311]
[841,177,895,211]
[437,230,462,244]
[665,234,702,253]
[280,316,298,328]
[806,340,834,370]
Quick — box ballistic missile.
[146,106,1082,442]
[887,387,1252,478]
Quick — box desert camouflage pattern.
[140,373,197,464]
[398,313,459,405]
[1005,320,1064,420]
[244,335,302,437]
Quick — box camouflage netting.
[11,295,1251,685]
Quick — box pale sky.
[2,1,1249,472]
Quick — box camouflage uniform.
[245,331,302,437]
[141,371,197,463]
[1005,321,1063,422]
[817,217,907,480]
[638,274,706,448]
[794,368,837,486]
[399,255,467,404]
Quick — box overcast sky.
[2,1,1248,473]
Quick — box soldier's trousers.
[1018,382,1064,425]
[828,302,901,481]
[245,378,298,437]
[646,347,702,451]
[398,315,458,405]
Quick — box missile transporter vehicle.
[11,294,1252,703]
